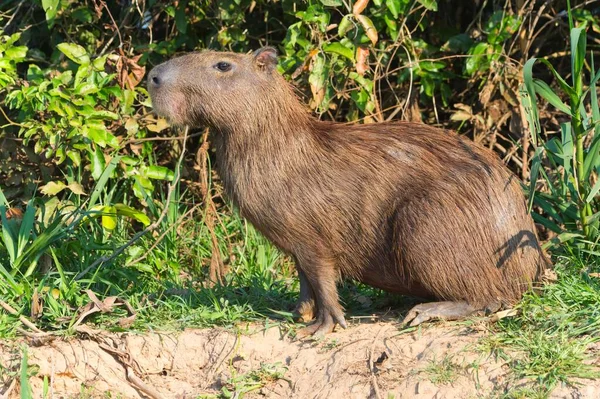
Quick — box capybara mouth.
[147,63,189,126]
[147,88,188,126]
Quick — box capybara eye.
[214,62,232,72]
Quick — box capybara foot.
[296,309,347,339]
[293,299,316,323]
[402,301,478,327]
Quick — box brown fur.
[148,47,548,331]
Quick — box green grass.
[421,355,460,385]
[482,253,600,396]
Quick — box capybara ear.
[253,47,278,71]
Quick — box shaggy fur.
[148,47,548,334]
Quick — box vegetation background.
[1,0,600,396]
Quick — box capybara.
[147,47,547,337]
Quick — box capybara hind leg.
[295,259,346,339]
[402,301,479,327]
[293,268,317,323]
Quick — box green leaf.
[570,26,586,87]
[441,34,473,53]
[386,0,400,18]
[320,0,343,5]
[41,0,59,28]
[84,124,119,148]
[89,147,106,181]
[89,156,121,208]
[416,0,437,11]
[145,165,175,181]
[465,42,488,75]
[20,346,33,399]
[92,55,108,71]
[356,15,378,45]
[5,46,27,61]
[57,43,90,66]
[175,0,188,34]
[338,15,354,37]
[0,205,18,264]
[101,205,117,231]
[533,79,571,114]
[17,202,35,257]
[323,42,355,61]
[586,178,600,203]
[0,185,8,207]
[528,146,544,213]
[114,204,151,226]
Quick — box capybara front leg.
[401,301,479,327]
[295,260,347,338]
[293,267,317,323]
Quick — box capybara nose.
[148,68,163,88]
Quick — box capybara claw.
[295,310,344,339]
[293,300,316,323]
[335,315,348,329]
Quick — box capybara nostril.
[148,69,162,88]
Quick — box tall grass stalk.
[522,1,600,248]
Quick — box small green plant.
[200,362,288,399]
[522,2,600,248]
[19,345,33,399]
[422,355,459,385]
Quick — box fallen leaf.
[355,46,369,75]
[353,0,370,15]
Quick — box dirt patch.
[0,321,598,398]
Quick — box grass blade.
[570,26,586,87]
[20,345,33,399]
[17,202,36,257]
[0,206,18,265]
[534,79,571,114]
[89,155,121,208]
[528,146,544,213]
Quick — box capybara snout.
[148,47,548,337]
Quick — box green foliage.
[20,345,33,399]
[0,33,27,87]
[522,12,600,248]
[487,255,600,394]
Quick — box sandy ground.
[0,320,599,399]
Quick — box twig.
[0,377,16,399]
[0,299,46,334]
[197,130,226,284]
[369,324,389,399]
[122,131,203,146]
[2,0,24,32]
[0,106,27,128]
[126,367,165,399]
[75,127,189,280]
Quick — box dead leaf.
[356,46,369,76]
[353,0,370,15]
[31,288,43,320]
[490,308,518,322]
[115,54,146,90]
[5,207,23,220]
[146,118,170,133]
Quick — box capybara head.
[148,47,284,128]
